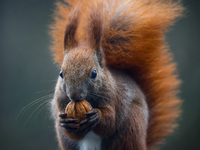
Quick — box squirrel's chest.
[78,131,101,150]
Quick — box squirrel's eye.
[59,71,63,78]
[91,70,97,79]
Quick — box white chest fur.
[78,131,101,150]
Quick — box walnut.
[65,100,92,123]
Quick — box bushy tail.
[50,0,183,149]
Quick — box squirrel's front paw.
[82,109,100,134]
[59,109,100,134]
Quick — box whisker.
[15,94,53,120]
[23,99,50,127]
[34,100,51,121]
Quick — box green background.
[0,0,199,149]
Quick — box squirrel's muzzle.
[69,91,87,101]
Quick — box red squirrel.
[50,0,183,150]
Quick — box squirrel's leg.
[124,85,148,150]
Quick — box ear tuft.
[64,6,80,51]
[85,5,103,49]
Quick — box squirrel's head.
[60,45,105,101]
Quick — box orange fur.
[50,0,183,149]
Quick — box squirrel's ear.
[64,7,79,51]
[86,7,103,49]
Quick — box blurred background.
[0,0,199,149]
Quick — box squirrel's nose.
[69,92,87,101]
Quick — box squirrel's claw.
[59,113,67,118]
[88,111,99,123]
